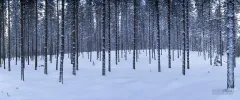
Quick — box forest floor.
[0,51,240,100]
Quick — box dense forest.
[0,0,239,89]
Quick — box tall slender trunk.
[102,0,106,76]
[133,0,137,70]
[7,0,10,71]
[218,0,222,66]
[167,0,171,68]
[56,0,59,70]
[209,1,212,66]
[59,0,65,84]
[72,0,76,75]
[20,0,25,81]
[148,2,151,64]
[3,0,5,69]
[226,0,235,89]
[186,0,190,69]
[76,0,79,70]
[156,0,161,72]
[108,0,111,72]
[44,0,48,75]
[182,0,186,75]
[27,15,30,65]
[115,0,118,65]
[35,0,38,70]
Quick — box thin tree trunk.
[108,0,111,72]
[167,0,171,68]
[102,0,106,76]
[44,0,48,75]
[76,0,79,70]
[8,0,10,71]
[133,0,136,70]
[72,0,76,75]
[186,0,190,69]
[59,0,65,84]
[156,0,161,72]
[35,0,38,70]
[20,0,25,81]
[56,0,59,70]
[182,0,186,75]
[115,0,118,65]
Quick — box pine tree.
[3,0,5,69]
[226,0,235,89]
[35,0,38,70]
[20,0,25,81]
[155,0,161,72]
[208,0,212,66]
[133,0,136,70]
[59,0,65,84]
[27,14,30,65]
[186,0,190,69]
[56,0,59,70]
[7,0,10,71]
[108,0,111,72]
[44,0,48,75]
[218,0,223,66]
[72,0,76,75]
[102,0,106,76]
[167,0,171,68]
[182,0,186,75]
[148,1,151,64]
[115,0,118,65]
[76,0,79,71]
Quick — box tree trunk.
[182,0,186,75]
[44,0,48,75]
[226,0,235,89]
[20,0,25,81]
[8,0,10,71]
[167,0,171,68]
[102,0,106,76]
[59,0,65,84]
[156,0,161,72]
[35,0,38,70]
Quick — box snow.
[0,51,240,100]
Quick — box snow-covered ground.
[0,51,240,100]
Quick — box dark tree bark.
[133,0,137,70]
[226,0,235,89]
[115,0,118,65]
[108,0,111,72]
[3,0,5,69]
[76,0,79,71]
[167,0,171,68]
[27,15,30,65]
[102,0,106,76]
[182,0,186,75]
[44,0,48,75]
[56,0,59,70]
[72,0,76,75]
[218,0,222,66]
[155,0,161,72]
[7,0,10,71]
[186,0,190,69]
[35,0,38,70]
[59,0,65,84]
[20,0,25,81]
